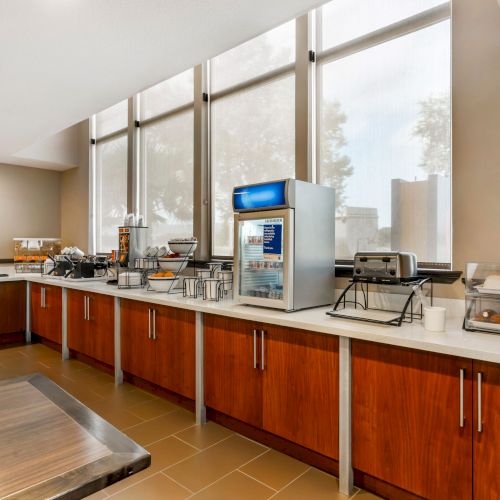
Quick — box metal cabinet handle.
[87,296,91,321]
[152,309,156,340]
[261,330,265,371]
[459,368,465,428]
[41,287,45,308]
[148,308,151,339]
[477,372,483,433]
[253,330,257,369]
[83,295,87,320]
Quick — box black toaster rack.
[327,277,433,327]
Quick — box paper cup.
[424,306,446,332]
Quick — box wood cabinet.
[31,283,62,344]
[204,315,263,427]
[121,299,195,399]
[352,340,473,499]
[67,289,114,366]
[473,360,500,499]
[155,305,196,399]
[0,282,25,337]
[204,314,339,459]
[263,326,339,459]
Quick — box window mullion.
[193,62,210,261]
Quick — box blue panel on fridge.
[233,180,288,211]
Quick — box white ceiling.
[0,0,324,169]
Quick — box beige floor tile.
[127,397,180,420]
[101,387,157,407]
[239,449,309,491]
[55,378,105,405]
[272,468,353,500]
[174,421,233,450]
[108,472,190,499]
[64,367,114,386]
[148,436,199,469]
[164,434,268,493]
[125,410,196,446]
[85,400,145,430]
[351,490,382,499]
[192,470,274,499]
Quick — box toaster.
[353,251,418,283]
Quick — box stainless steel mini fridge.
[233,179,335,311]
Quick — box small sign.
[263,224,283,261]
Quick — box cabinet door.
[121,299,156,383]
[204,314,263,427]
[154,305,196,399]
[87,292,114,366]
[31,283,62,343]
[352,340,473,500]
[0,282,25,335]
[263,326,339,459]
[473,361,500,499]
[67,289,90,355]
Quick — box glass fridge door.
[235,210,292,309]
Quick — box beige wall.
[0,163,61,259]
[60,121,90,252]
[446,0,500,298]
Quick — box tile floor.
[0,343,381,500]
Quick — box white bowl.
[158,258,188,273]
[148,276,179,292]
[168,240,197,256]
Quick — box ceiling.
[0,0,324,170]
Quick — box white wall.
[14,124,80,170]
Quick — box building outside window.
[317,0,451,266]
[211,20,297,257]
[94,99,128,253]
[139,69,194,245]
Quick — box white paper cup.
[424,306,447,332]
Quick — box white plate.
[474,285,500,295]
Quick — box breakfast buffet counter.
[2,267,500,364]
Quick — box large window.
[91,1,452,267]
[139,69,194,245]
[95,100,128,253]
[211,21,296,257]
[317,0,451,265]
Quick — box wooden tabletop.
[0,373,150,499]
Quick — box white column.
[61,288,69,360]
[114,296,123,385]
[339,335,353,495]
[195,311,207,424]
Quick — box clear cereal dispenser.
[464,262,500,334]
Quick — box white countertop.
[2,266,500,363]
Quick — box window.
[317,1,451,265]
[139,69,194,245]
[90,2,452,268]
[95,100,129,253]
[211,21,296,256]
